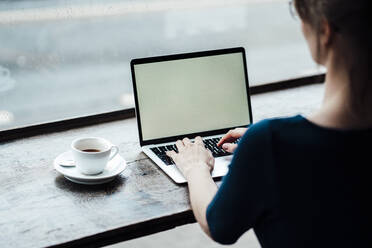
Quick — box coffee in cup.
[71,137,119,175]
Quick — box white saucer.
[54,151,127,185]
[64,176,116,185]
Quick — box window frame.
[0,74,325,143]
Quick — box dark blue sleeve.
[206,119,275,245]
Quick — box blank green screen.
[134,52,251,141]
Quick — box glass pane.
[0,0,321,131]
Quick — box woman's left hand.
[166,136,214,180]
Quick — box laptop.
[130,47,253,183]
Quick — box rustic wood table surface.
[0,84,323,248]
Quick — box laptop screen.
[132,49,252,143]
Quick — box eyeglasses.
[289,0,299,20]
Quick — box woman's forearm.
[185,164,218,237]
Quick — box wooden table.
[0,84,323,248]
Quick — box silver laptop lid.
[131,47,253,146]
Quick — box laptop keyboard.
[150,137,239,165]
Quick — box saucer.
[63,176,116,185]
[54,151,127,185]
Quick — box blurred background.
[0,0,322,131]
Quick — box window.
[0,0,322,131]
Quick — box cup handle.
[108,146,119,161]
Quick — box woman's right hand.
[217,127,248,153]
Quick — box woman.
[166,0,370,247]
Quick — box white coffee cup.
[71,137,119,175]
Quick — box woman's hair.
[293,0,368,46]
[294,0,370,114]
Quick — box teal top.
[207,115,371,248]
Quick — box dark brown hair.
[294,0,370,114]
[294,0,368,44]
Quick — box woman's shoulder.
[238,115,309,149]
[247,114,306,134]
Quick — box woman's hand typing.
[217,127,248,153]
[166,136,214,180]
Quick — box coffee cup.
[71,137,119,175]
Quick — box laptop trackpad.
[212,155,232,177]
